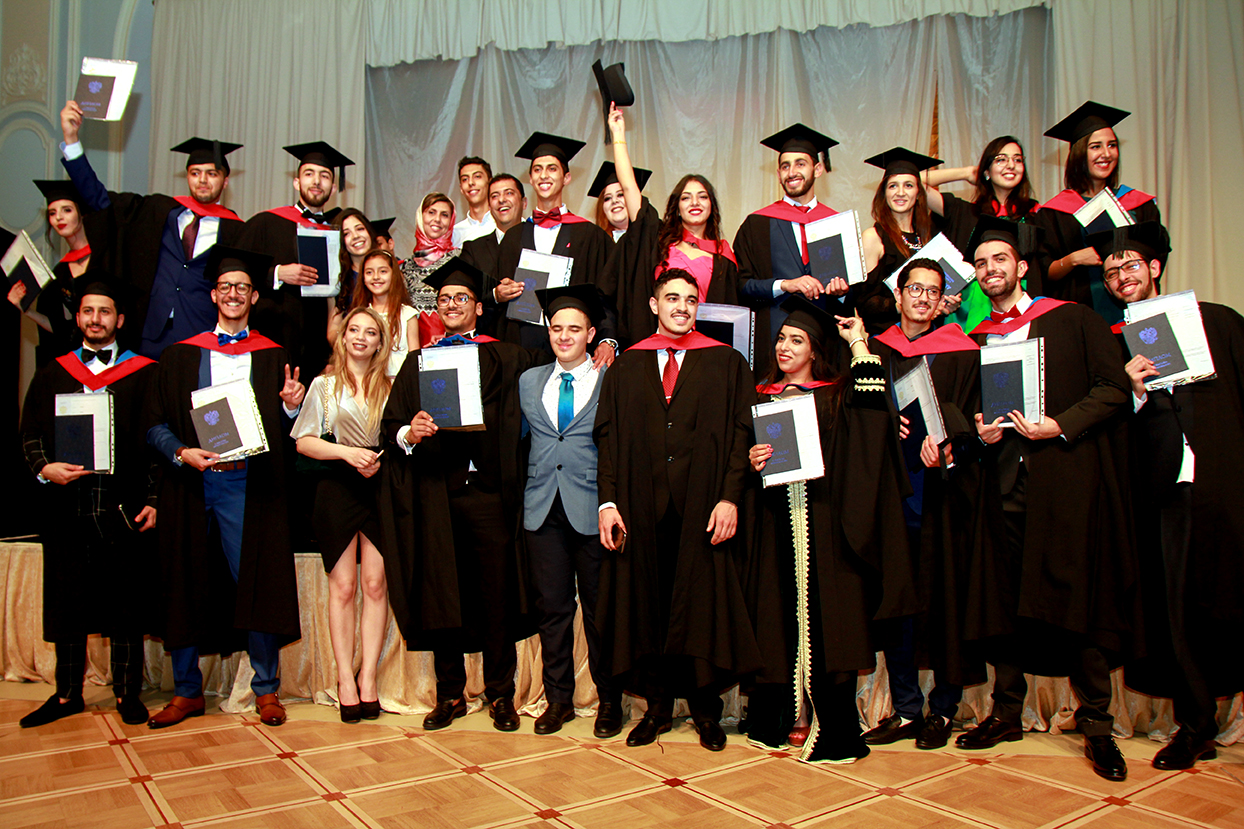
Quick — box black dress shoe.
[694,718,728,751]
[915,715,953,750]
[19,694,85,728]
[490,697,521,732]
[863,713,923,745]
[423,698,466,731]
[626,715,672,746]
[594,702,624,738]
[1084,734,1128,781]
[1152,729,1218,771]
[955,716,1023,749]
[116,695,149,726]
[534,702,575,735]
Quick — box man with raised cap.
[735,123,851,379]
[145,246,304,729]
[59,101,244,357]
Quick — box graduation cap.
[284,141,355,191]
[514,132,586,168]
[965,215,1045,260]
[73,277,130,313]
[170,137,242,175]
[423,257,487,301]
[779,295,836,345]
[536,283,605,328]
[1086,220,1170,265]
[586,161,652,198]
[34,179,87,206]
[592,59,635,142]
[761,123,839,171]
[1044,101,1130,145]
[205,245,273,284]
[864,146,941,179]
[370,217,396,240]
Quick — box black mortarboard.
[586,161,652,198]
[34,179,86,206]
[284,141,355,191]
[779,295,836,345]
[370,217,396,239]
[73,278,128,312]
[864,146,941,178]
[1044,101,1130,145]
[1087,221,1170,265]
[170,137,242,175]
[515,132,587,167]
[205,245,273,284]
[536,283,605,327]
[423,257,487,300]
[760,123,839,171]
[965,215,1045,260]
[592,59,634,141]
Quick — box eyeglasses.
[991,154,1024,167]
[215,281,254,295]
[903,283,943,300]
[436,293,473,307]
[1103,258,1146,284]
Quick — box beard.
[299,185,331,209]
[781,175,814,200]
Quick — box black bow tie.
[301,209,327,223]
[82,347,112,364]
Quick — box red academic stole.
[969,298,1071,337]
[181,330,283,356]
[172,195,241,221]
[265,205,330,229]
[1041,187,1156,215]
[1111,321,1126,335]
[59,245,91,265]
[628,330,726,352]
[751,200,838,224]
[756,379,838,395]
[874,323,980,357]
[679,230,737,265]
[56,351,155,392]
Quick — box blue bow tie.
[217,330,249,346]
[434,333,475,347]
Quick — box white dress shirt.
[452,211,496,249]
[772,195,821,298]
[79,341,118,392]
[985,293,1034,343]
[541,358,599,427]
[531,204,567,254]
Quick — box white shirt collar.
[783,194,818,210]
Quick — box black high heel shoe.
[358,672,380,720]
[338,682,362,724]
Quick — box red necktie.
[532,208,563,229]
[182,214,200,260]
[796,204,811,266]
[662,348,679,402]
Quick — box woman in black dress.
[293,306,393,722]
[8,180,93,364]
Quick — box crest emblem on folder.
[204,410,220,426]
[431,379,447,395]
[1139,327,1159,345]
[993,372,1010,389]
[766,422,782,439]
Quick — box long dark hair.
[334,207,377,297]
[1065,129,1119,195]
[656,174,724,271]
[973,135,1037,217]
[350,249,409,348]
[871,172,933,255]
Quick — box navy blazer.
[519,363,605,535]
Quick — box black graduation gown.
[1034,192,1160,317]
[460,231,501,282]
[872,338,994,685]
[34,261,85,366]
[607,198,741,347]
[493,221,615,347]
[145,342,301,651]
[593,344,762,681]
[378,340,552,650]
[967,304,1139,668]
[1122,302,1244,699]
[19,355,158,641]
[82,191,243,352]
[236,210,334,379]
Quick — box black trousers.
[525,494,614,706]
[433,483,517,702]
[54,637,144,700]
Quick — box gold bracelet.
[848,336,867,348]
[613,140,627,145]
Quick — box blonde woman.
[292,306,393,722]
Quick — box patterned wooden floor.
[2,687,1242,829]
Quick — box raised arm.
[607,103,643,223]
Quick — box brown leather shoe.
[147,695,206,729]
[256,693,286,726]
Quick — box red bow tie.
[532,208,563,229]
[990,309,1019,324]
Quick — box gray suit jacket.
[519,363,605,535]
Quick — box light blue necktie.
[557,372,574,432]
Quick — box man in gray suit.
[520,284,621,737]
